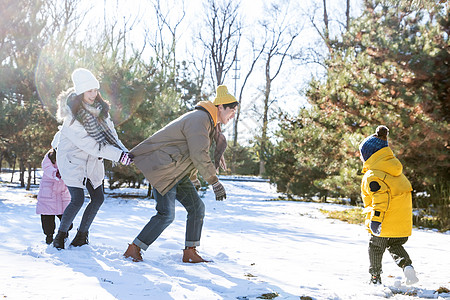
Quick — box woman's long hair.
[68,92,110,121]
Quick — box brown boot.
[123,243,143,262]
[182,247,211,263]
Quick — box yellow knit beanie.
[213,85,237,106]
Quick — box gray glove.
[212,181,226,201]
[370,221,382,236]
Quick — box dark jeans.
[134,175,205,251]
[58,180,104,233]
[369,235,412,275]
[40,215,73,236]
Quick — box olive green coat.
[130,101,219,195]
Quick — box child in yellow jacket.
[359,125,419,285]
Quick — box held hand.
[120,152,133,166]
[191,179,201,191]
[212,181,226,201]
[216,156,227,174]
[219,156,227,172]
[370,221,382,236]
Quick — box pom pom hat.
[359,126,389,162]
[71,68,100,95]
[213,85,238,106]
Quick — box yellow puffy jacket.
[361,147,413,237]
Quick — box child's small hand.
[370,221,382,236]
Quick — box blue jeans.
[58,180,105,233]
[134,175,205,250]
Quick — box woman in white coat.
[52,68,132,249]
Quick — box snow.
[0,172,449,300]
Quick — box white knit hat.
[71,68,100,95]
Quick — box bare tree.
[309,0,332,55]
[35,0,88,112]
[187,48,209,103]
[258,1,299,176]
[98,16,142,64]
[44,0,87,46]
[230,39,265,172]
[145,0,186,86]
[307,0,352,58]
[200,0,242,86]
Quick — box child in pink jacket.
[36,149,72,244]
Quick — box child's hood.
[362,147,403,177]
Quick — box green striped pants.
[368,235,412,275]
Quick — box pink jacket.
[36,153,71,215]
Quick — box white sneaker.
[404,265,419,285]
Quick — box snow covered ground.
[0,172,449,300]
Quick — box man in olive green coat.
[124,85,238,263]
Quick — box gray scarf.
[77,102,125,151]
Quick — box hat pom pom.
[375,125,389,140]
[217,85,228,97]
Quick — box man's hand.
[212,181,226,201]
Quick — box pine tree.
[268,0,449,224]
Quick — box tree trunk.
[19,158,25,187]
[259,57,272,176]
[323,0,329,41]
[10,159,16,183]
[346,0,350,31]
[26,163,32,191]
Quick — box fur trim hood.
[56,88,110,123]
[56,88,77,123]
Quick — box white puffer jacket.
[53,89,127,189]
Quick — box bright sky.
[78,0,363,143]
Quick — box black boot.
[70,231,89,247]
[370,274,382,285]
[45,235,53,245]
[53,231,67,249]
